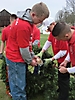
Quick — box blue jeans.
[6,58,27,100]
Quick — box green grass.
[40,34,48,46]
[0,34,53,100]
[0,80,11,100]
[40,34,53,55]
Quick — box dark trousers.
[58,62,70,100]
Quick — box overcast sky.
[0,0,66,19]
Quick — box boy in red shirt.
[32,25,40,47]
[32,25,41,74]
[52,22,75,74]
[5,2,49,100]
[0,14,17,54]
[0,14,17,97]
[37,17,70,100]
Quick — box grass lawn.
[0,34,53,100]
[40,34,53,55]
[0,80,11,100]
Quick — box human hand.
[37,57,43,66]
[59,60,68,68]
[30,58,37,67]
[59,67,68,73]
[0,53,4,59]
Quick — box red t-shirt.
[6,18,34,62]
[48,32,68,63]
[1,25,11,45]
[32,25,40,47]
[68,31,75,66]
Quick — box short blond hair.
[31,2,49,18]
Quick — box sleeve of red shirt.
[48,32,52,42]
[1,28,6,42]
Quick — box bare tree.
[55,10,64,21]
[55,0,75,25]
[66,0,75,13]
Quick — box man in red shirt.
[0,14,17,97]
[0,14,17,54]
[52,22,75,74]
[5,2,49,100]
[37,17,70,100]
[32,24,41,74]
[32,25,40,47]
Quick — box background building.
[0,9,11,27]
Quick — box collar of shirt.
[68,31,75,45]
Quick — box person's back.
[0,14,17,97]
[32,25,40,47]
[6,3,49,63]
[48,32,68,63]
[0,14,17,53]
[6,18,34,62]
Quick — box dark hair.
[52,22,67,37]
[10,14,17,19]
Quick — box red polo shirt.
[6,18,33,62]
[32,25,40,47]
[68,31,75,66]
[1,25,11,45]
[48,32,68,63]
